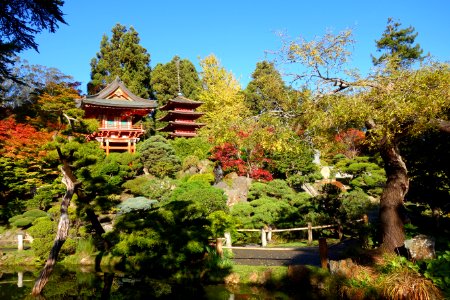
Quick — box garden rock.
[404,234,435,260]
[215,175,252,206]
[329,258,358,277]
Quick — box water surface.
[0,266,299,299]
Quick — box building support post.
[106,139,110,156]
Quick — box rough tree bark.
[32,150,79,296]
[379,144,409,252]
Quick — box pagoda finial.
[176,56,182,96]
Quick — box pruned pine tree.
[278,28,450,252]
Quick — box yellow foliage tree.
[197,54,249,143]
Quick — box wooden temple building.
[78,77,157,154]
[157,95,205,138]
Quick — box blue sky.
[20,0,450,95]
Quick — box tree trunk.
[32,162,77,296]
[379,144,409,252]
[84,208,111,251]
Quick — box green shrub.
[9,209,48,228]
[118,197,158,214]
[11,217,34,228]
[111,195,216,279]
[26,184,63,210]
[182,155,200,171]
[23,209,48,219]
[8,215,22,224]
[339,190,371,220]
[170,137,212,161]
[248,179,296,201]
[137,135,181,178]
[207,211,237,237]
[27,217,56,260]
[286,174,306,190]
[27,217,76,261]
[249,197,293,228]
[334,156,386,197]
[170,181,228,215]
[424,251,450,296]
[187,173,215,184]
[122,175,154,196]
[231,197,295,229]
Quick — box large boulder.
[215,173,252,206]
[404,234,435,260]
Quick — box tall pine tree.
[244,60,301,116]
[151,56,201,105]
[371,18,424,68]
[88,24,153,98]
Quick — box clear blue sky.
[20,0,450,95]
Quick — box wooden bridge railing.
[0,235,33,251]
[215,215,369,269]
[223,215,368,248]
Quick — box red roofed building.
[78,77,157,154]
[157,95,205,138]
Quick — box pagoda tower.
[78,77,157,154]
[157,95,205,138]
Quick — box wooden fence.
[215,215,369,269]
[235,222,339,247]
[227,215,368,248]
[0,234,32,251]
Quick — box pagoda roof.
[158,121,205,132]
[79,77,157,109]
[157,110,204,122]
[159,95,203,111]
[168,132,198,138]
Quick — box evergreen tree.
[372,18,424,68]
[151,56,201,105]
[137,135,181,178]
[0,0,66,84]
[244,61,298,115]
[88,24,153,98]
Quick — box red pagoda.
[78,77,157,154]
[157,95,205,138]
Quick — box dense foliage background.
[0,16,449,298]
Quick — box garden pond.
[0,265,309,299]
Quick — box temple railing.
[100,123,144,130]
